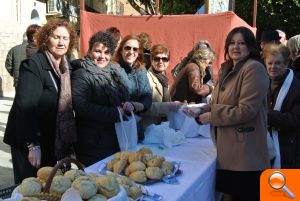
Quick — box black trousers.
[217,169,261,201]
[10,144,37,184]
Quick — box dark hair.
[150,44,170,61]
[224,26,260,61]
[35,18,77,53]
[138,32,152,51]
[88,31,117,55]
[26,24,41,43]
[262,43,290,65]
[113,34,145,69]
[105,27,121,43]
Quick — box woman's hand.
[168,101,184,112]
[123,102,134,113]
[182,106,202,117]
[197,112,211,124]
[131,102,145,112]
[28,147,41,168]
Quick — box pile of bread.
[15,166,142,201]
[106,147,175,183]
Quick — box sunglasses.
[123,46,139,52]
[153,56,169,62]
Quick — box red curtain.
[80,11,255,84]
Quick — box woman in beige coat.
[186,27,270,201]
[140,44,181,131]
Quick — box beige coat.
[140,68,170,129]
[204,59,270,171]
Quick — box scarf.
[151,67,170,102]
[45,50,77,160]
[271,69,294,168]
[81,56,129,106]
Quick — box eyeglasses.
[123,46,139,52]
[153,56,169,62]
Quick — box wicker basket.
[34,157,85,201]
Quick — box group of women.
[4,18,300,201]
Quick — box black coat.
[268,75,300,168]
[71,60,127,166]
[3,51,68,166]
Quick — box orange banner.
[261,169,300,201]
[80,11,255,84]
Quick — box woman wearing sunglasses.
[170,47,215,103]
[113,35,152,140]
[71,31,131,166]
[140,44,182,131]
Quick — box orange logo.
[261,169,300,200]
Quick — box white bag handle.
[117,108,135,151]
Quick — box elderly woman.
[71,31,131,166]
[287,34,300,79]
[140,44,181,130]
[170,47,215,103]
[263,43,300,168]
[186,27,270,201]
[4,19,77,183]
[113,35,152,140]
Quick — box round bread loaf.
[129,186,143,199]
[72,176,97,199]
[127,161,146,175]
[145,167,163,180]
[137,147,152,156]
[112,159,127,174]
[64,169,86,182]
[50,175,71,195]
[87,194,107,201]
[37,167,62,183]
[19,197,41,201]
[129,171,147,183]
[18,177,42,196]
[96,175,120,198]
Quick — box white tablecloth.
[85,137,217,201]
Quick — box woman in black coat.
[71,31,132,167]
[263,43,300,168]
[4,19,78,184]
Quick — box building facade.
[0,0,140,96]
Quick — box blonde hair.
[287,35,300,60]
[262,43,290,65]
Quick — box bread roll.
[128,152,142,164]
[87,194,107,201]
[72,176,97,199]
[18,177,42,196]
[19,197,41,201]
[50,175,71,195]
[95,175,120,198]
[162,161,174,171]
[37,167,62,183]
[138,147,152,156]
[64,169,86,182]
[127,161,146,175]
[146,156,165,167]
[112,159,127,174]
[145,167,163,180]
[129,171,147,183]
[129,186,143,199]
[106,158,119,171]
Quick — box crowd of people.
[3,18,300,201]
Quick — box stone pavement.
[0,95,14,189]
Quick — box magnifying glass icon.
[268,171,295,199]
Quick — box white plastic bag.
[167,110,186,130]
[180,116,199,138]
[115,108,138,151]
